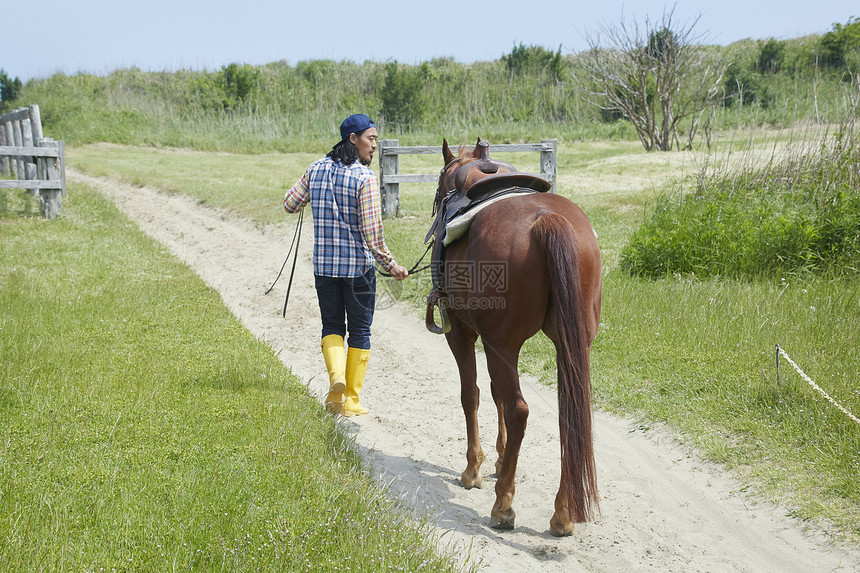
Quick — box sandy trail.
[71,169,860,572]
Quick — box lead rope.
[378,156,458,279]
[376,241,434,277]
[265,207,304,317]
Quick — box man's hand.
[388,263,409,281]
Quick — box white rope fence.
[776,344,860,427]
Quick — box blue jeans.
[314,269,376,350]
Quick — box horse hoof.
[550,514,574,537]
[461,471,483,489]
[489,512,516,530]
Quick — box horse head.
[434,138,518,214]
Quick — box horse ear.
[443,138,455,164]
[471,138,483,158]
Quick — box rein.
[265,207,304,317]
[268,204,430,313]
[380,160,461,278]
[269,161,456,308]
[377,242,433,277]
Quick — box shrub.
[0,69,22,112]
[219,63,258,109]
[621,121,860,278]
[502,43,564,81]
[9,32,854,150]
[756,38,786,74]
[818,16,860,70]
[723,64,769,108]
[381,61,427,131]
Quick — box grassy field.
[0,184,465,571]
[4,29,858,566]
[64,135,860,542]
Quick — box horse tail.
[531,211,599,523]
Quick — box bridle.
[377,160,463,279]
[380,156,464,280]
[433,156,463,216]
[380,158,466,278]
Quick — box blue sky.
[4,0,857,81]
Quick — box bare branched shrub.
[576,7,727,151]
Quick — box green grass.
[0,184,465,572]
[621,124,860,278]
[69,144,320,224]
[549,271,860,532]
[585,121,860,534]
[62,137,860,541]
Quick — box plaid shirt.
[284,157,396,277]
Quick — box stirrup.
[425,290,451,335]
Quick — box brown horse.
[429,139,602,536]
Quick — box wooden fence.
[378,139,558,218]
[0,104,66,219]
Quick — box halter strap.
[433,156,462,216]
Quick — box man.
[284,114,408,416]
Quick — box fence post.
[2,122,13,176]
[541,138,558,193]
[29,106,44,194]
[21,111,37,189]
[37,139,63,219]
[379,139,400,219]
[12,114,24,181]
[0,121,7,174]
[28,105,43,140]
[58,139,66,198]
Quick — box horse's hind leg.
[551,480,575,536]
[485,345,528,530]
[445,322,484,488]
[490,384,506,476]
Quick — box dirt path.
[72,169,860,572]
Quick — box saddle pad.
[442,190,533,246]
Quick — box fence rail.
[378,139,558,218]
[0,104,66,219]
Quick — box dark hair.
[327,126,373,166]
[326,138,359,165]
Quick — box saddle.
[425,163,551,245]
[424,143,551,334]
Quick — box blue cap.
[340,114,375,141]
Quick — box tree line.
[2,14,857,151]
[0,69,23,113]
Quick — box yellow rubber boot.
[342,347,371,417]
[321,335,347,413]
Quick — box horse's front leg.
[485,344,528,530]
[445,320,484,488]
